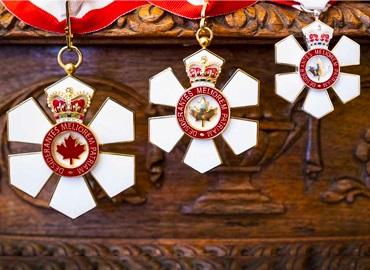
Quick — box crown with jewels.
[186,55,222,85]
[302,20,334,49]
[45,77,94,123]
[183,45,228,86]
[47,87,92,123]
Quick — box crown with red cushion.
[186,56,221,85]
[302,20,333,49]
[47,87,92,123]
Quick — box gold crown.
[186,56,222,85]
[47,87,92,123]
[302,20,333,49]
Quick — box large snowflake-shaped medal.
[7,76,135,218]
[275,20,360,119]
[149,49,259,173]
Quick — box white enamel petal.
[275,72,306,103]
[222,119,258,155]
[89,98,134,144]
[275,35,305,66]
[183,49,225,69]
[149,68,184,107]
[302,21,334,42]
[7,98,52,144]
[332,73,361,104]
[303,89,334,119]
[50,176,96,219]
[221,69,259,108]
[45,76,94,98]
[149,116,184,153]
[332,36,360,67]
[9,152,53,197]
[91,153,135,198]
[184,139,221,173]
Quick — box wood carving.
[181,173,286,215]
[2,236,370,269]
[304,117,323,188]
[0,2,369,42]
[146,104,165,187]
[321,128,370,204]
[146,145,165,187]
[0,1,369,266]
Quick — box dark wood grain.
[0,1,369,268]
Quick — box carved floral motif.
[321,128,370,204]
[1,237,370,269]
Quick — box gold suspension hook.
[196,0,213,49]
[58,0,83,75]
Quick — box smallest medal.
[149,0,260,173]
[275,1,361,119]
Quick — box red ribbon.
[270,0,299,5]
[148,1,257,19]
[1,0,334,34]
[1,0,259,33]
[1,1,146,33]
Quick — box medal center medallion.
[299,49,340,90]
[176,86,230,139]
[42,122,99,177]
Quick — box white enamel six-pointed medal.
[149,4,259,173]
[6,10,135,219]
[275,1,360,119]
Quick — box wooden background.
[0,2,369,269]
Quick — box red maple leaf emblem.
[56,134,86,165]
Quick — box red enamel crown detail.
[186,56,221,84]
[47,87,92,123]
[307,33,331,48]
[302,21,333,49]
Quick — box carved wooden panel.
[2,237,370,269]
[0,1,369,269]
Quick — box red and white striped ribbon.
[1,0,334,34]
